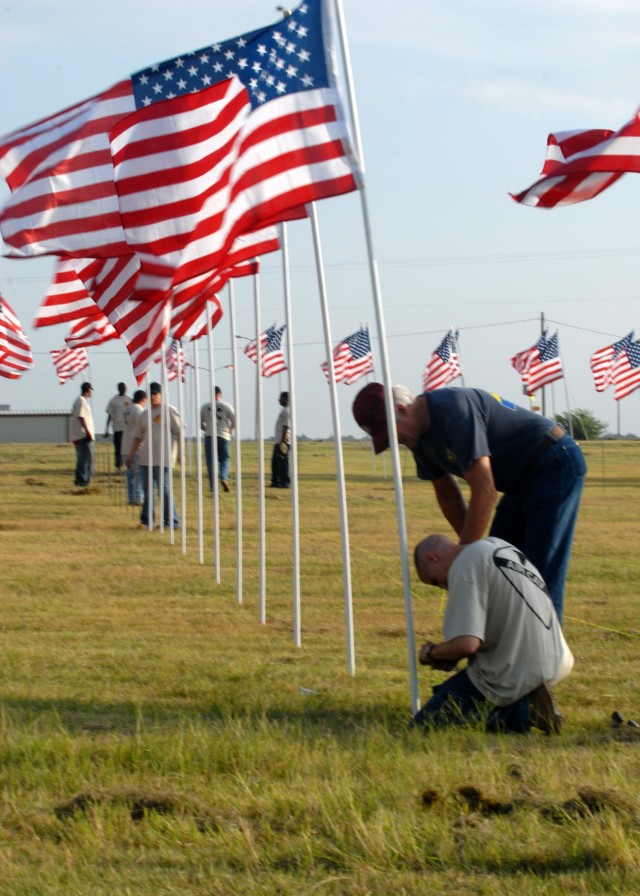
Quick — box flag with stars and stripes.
[0,296,33,380]
[589,331,634,392]
[245,324,287,378]
[610,339,640,400]
[422,330,461,391]
[322,327,374,385]
[511,330,563,395]
[50,346,89,385]
[0,0,359,302]
[164,340,188,383]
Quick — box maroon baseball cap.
[352,382,389,454]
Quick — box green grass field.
[1,438,639,895]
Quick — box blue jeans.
[74,438,93,486]
[204,436,230,489]
[490,434,586,623]
[123,455,144,504]
[139,466,179,527]
[412,668,531,733]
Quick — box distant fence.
[0,411,71,444]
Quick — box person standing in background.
[270,391,291,489]
[121,389,147,506]
[70,382,94,487]
[127,382,183,529]
[201,386,235,493]
[104,382,131,469]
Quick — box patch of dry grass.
[0,439,639,894]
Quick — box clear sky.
[2,0,640,438]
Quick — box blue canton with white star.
[536,331,559,361]
[627,339,640,369]
[131,1,328,111]
[344,328,370,359]
[265,325,286,352]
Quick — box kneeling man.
[413,535,573,734]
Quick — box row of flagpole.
[5,0,640,718]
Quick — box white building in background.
[0,411,71,443]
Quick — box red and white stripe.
[511,114,640,208]
[0,297,33,378]
[50,346,89,384]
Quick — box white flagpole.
[252,272,267,624]
[206,312,221,583]
[145,372,153,531]
[333,0,419,709]
[280,224,302,647]
[227,284,244,604]
[193,339,205,563]
[453,327,465,388]
[176,343,187,554]
[161,352,174,543]
[308,201,356,677]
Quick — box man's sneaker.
[529,683,564,734]
[222,480,230,493]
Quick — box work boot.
[529,683,564,734]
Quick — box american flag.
[50,346,89,384]
[589,331,634,393]
[611,339,640,400]
[512,330,563,395]
[0,0,359,291]
[511,114,640,208]
[164,340,188,383]
[245,323,287,378]
[322,327,373,385]
[0,297,33,379]
[422,330,461,391]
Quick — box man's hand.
[279,442,289,455]
[418,640,460,672]
[418,641,437,666]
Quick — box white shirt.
[69,395,94,442]
[444,538,573,705]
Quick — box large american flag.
[422,330,461,391]
[322,326,373,385]
[245,323,287,378]
[610,339,640,400]
[589,331,634,393]
[511,114,640,208]
[0,0,359,296]
[511,330,563,395]
[0,297,33,379]
[50,346,89,384]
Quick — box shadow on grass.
[0,694,411,741]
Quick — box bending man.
[353,384,586,622]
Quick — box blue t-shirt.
[411,388,554,493]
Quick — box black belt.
[526,424,566,469]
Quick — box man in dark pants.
[411,534,573,733]
[104,382,131,469]
[271,391,291,488]
[353,383,586,623]
[69,381,94,486]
